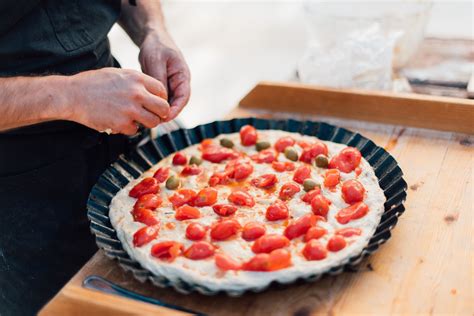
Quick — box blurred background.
[110,0,473,128]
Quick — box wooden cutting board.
[40,82,473,316]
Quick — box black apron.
[0,1,129,315]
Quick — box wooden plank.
[239,81,474,134]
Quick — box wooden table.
[40,83,473,315]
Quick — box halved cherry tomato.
[265,199,289,221]
[215,253,241,271]
[192,188,218,207]
[172,152,187,165]
[212,204,238,216]
[250,149,276,164]
[169,189,197,208]
[355,167,362,176]
[210,219,241,241]
[279,182,301,200]
[208,172,231,186]
[336,227,362,237]
[181,165,202,176]
[327,235,347,252]
[232,162,253,180]
[284,214,316,239]
[184,241,215,260]
[335,202,369,224]
[228,190,255,207]
[272,161,295,172]
[303,240,327,260]
[202,147,239,163]
[297,140,312,149]
[299,142,328,164]
[153,167,170,183]
[134,193,162,210]
[304,226,327,241]
[240,125,258,146]
[242,249,291,271]
[293,165,311,184]
[132,207,159,226]
[274,136,295,152]
[301,188,321,204]
[150,241,183,261]
[251,234,290,253]
[324,169,340,188]
[311,194,330,217]
[242,222,266,241]
[251,174,278,189]
[175,205,201,220]
[341,179,365,204]
[328,147,362,173]
[186,222,207,240]
[133,226,159,247]
[199,138,214,150]
[129,177,159,198]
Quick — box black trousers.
[0,128,127,315]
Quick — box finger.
[140,91,170,120]
[133,107,162,129]
[140,71,168,100]
[142,58,169,99]
[168,77,191,120]
[121,121,139,136]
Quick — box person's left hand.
[139,31,190,121]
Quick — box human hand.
[66,68,170,135]
[139,31,190,121]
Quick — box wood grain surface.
[40,84,473,316]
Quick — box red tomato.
[208,172,230,187]
[341,179,365,204]
[297,140,312,149]
[175,205,201,220]
[233,162,253,180]
[134,193,162,210]
[172,152,187,165]
[299,142,328,164]
[169,189,197,208]
[132,207,159,226]
[301,188,321,204]
[355,167,362,176]
[242,249,291,271]
[250,149,276,164]
[199,138,214,150]
[293,165,311,184]
[327,235,347,252]
[251,234,290,253]
[284,214,316,239]
[184,241,215,260]
[133,226,159,247]
[240,125,258,146]
[212,204,238,216]
[242,222,266,241]
[274,136,295,152]
[303,240,327,260]
[186,222,207,240]
[215,253,241,271]
[336,227,362,237]
[181,165,202,176]
[251,174,278,189]
[304,226,327,241]
[328,147,362,173]
[150,241,183,261]
[310,194,330,217]
[265,199,289,221]
[192,188,218,207]
[272,161,295,172]
[210,219,241,241]
[335,202,369,224]
[153,167,170,183]
[228,190,255,207]
[324,169,340,188]
[202,147,238,163]
[129,177,159,198]
[279,182,301,200]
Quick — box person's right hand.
[66,68,170,135]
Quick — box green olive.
[189,156,202,166]
[315,154,329,168]
[284,147,298,161]
[220,138,234,148]
[303,179,319,192]
[256,141,271,151]
[165,176,181,190]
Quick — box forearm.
[0,76,70,132]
